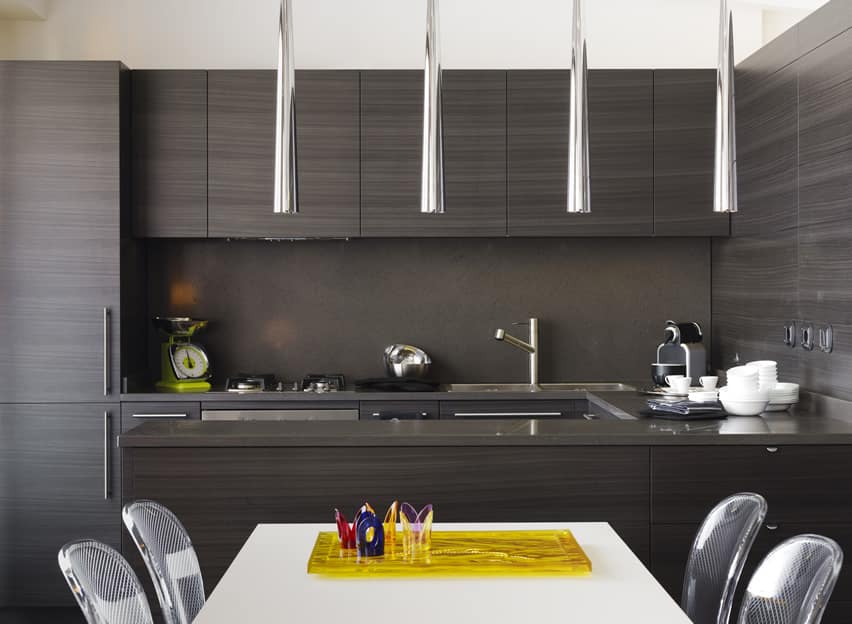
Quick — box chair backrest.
[682,492,768,624]
[58,539,154,624]
[737,534,843,624]
[122,500,205,624]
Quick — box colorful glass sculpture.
[355,509,384,557]
[400,503,433,555]
[335,503,374,549]
[383,500,399,542]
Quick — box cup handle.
[665,375,672,385]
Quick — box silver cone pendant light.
[421,0,446,214]
[713,0,737,214]
[274,0,298,214]
[567,0,591,214]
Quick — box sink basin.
[538,383,635,392]
[446,382,634,393]
[446,383,540,392]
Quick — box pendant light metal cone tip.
[421,0,446,215]
[274,0,299,215]
[567,0,591,214]
[713,0,737,214]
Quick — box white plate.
[765,403,792,412]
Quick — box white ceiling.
[0,0,831,69]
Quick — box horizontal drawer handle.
[766,447,779,453]
[132,413,189,419]
[453,412,562,417]
[765,524,779,531]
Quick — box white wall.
[0,0,824,69]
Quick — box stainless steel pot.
[383,344,432,378]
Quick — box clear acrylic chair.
[58,539,154,624]
[122,500,205,624]
[737,534,843,624]
[682,492,768,624]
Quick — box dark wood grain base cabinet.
[122,446,650,588]
[122,443,852,622]
[0,405,120,606]
[650,446,852,624]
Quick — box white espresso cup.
[699,376,719,390]
[665,376,691,395]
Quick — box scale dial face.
[170,343,210,380]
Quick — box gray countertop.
[119,389,852,448]
[120,388,592,402]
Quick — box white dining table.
[194,522,692,624]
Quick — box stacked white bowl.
[747,360,778,392]
[719,365,770,416]
[766,382,800,412]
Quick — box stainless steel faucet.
[494,318,539,386]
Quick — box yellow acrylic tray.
[307,529,592,578]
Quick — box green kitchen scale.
[153,317,212,393]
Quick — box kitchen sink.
[538,383,635,392]
[446,383,540,392]
[446,382,634,393]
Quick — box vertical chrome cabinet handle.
[103,411,111,500]
[103,307,111,396]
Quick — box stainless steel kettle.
[383,344,432,379]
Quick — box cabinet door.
[507,70,653,236]
[131,70,207,237]
[360,70,507,236]
[208,70,360,238]
[0,404,120,606]
[653,70,730,236]
[652,446,852,524]
[0,62,121,403]
[650,522,852,623]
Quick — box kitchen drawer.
[440,400,585,419]
[120,402,201,433]
[652,446,852,524]
[650,522,852,622]
[360,401,439,420]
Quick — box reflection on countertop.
[119,388,852,448]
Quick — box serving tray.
[307,529,592,578]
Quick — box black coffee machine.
[656,320,707,381]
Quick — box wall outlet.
[818,324,834,353]
[801,323,815,351]
[784,321,797,348]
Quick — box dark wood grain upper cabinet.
[131,70,207,238]
[653,70,730,236]
[507,70,653,236]
[0,404,120,606]
[208,70,360,238]
[0,62,122,403]
[360,70,507,237]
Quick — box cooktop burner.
[225,374,277,393]
[300,374,345,393]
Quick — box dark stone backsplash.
[143,237,710,387]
